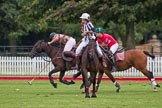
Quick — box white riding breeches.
[96,41,103,56]
[110,43,119,54]
[75,37,103,56]
[64,37,76,52]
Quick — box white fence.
[0,56,162,77]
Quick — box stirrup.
[72,65,79,70]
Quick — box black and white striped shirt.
[83,22,96,40]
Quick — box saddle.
[62,49,75,62]
[102,47,125,61]
[115,48,125,61]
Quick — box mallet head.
[27,81,32,85]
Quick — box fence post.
[32,57,37,75]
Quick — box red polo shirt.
[97,33,117,48]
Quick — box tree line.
[0,0,162,50]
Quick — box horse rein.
[30,40,62,62]
[30,51,51,62]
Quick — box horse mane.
[38,40,63,50]
[82,40,101,70]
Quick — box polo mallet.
[27,62,50,85]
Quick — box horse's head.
[29,40,46,59]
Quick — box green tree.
[47,0,162,49]
[0,0,162,51]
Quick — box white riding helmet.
[80,13,90,20]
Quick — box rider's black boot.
[111,55,117,72]
[108,52,116,72]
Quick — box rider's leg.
[73,39,88,69]
[109,43,119,71]
[108,51,116,71]
[73,54,80,69]
[96,42,107,67]
[63,37,76,57]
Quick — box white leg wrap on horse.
[151,78,157,88]
[96,84,99,87]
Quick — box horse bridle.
[30,40,51,62]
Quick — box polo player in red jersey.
[95,27,119,71]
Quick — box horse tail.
[143,51,155,60]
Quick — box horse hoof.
[73,74,78,79]
[70,80,75,84]
[85,95,90,98]
[91,94,97,98]
[116,88,120,93]
[156,84,160,88]
[153,89,158,92]
[95,86,99,92]
[81,91,85,94]
[116,89,120,93]
[61,80,70,85]
[53,83,57,88]
[80,83,85,89]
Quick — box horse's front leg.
[90,72,97,98]
[48,68,60,88]
[82,68,90,98]
[95,71,104,92]
[104,69,120,92]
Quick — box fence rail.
[0,56,162,77]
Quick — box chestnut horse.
[29,40,77,88]
[95,49,161,92]
[74,47,160,92]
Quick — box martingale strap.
[65,62,70,70]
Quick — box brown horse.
[80,39,120,98]
[73,41,120,93]
[96,49,160,92]
[74,47,160,92]
[80,39,100,98]
[29,40,77,88]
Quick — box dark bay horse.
[81,39,100,98]
[96,49,160,92]
[29,40,77,88]
[80,39,120,98]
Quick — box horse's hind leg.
[140,68,160,91]
[104,70,120,92]
[59,70,75,85]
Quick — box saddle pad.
[115,51,124,61]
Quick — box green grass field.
[0,80,162,108]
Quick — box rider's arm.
[81,30,94,36]
[48,35,59,45]
[99,42,107,48]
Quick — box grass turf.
[0,80,162,108]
